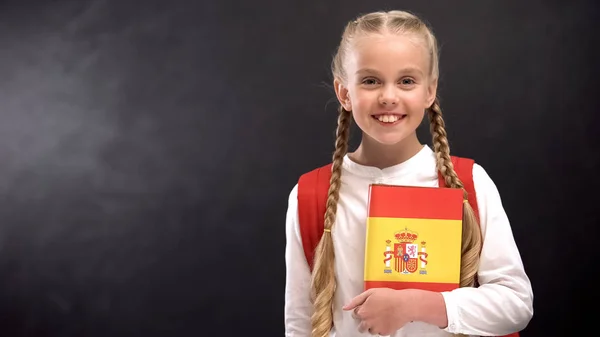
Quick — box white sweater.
[284,145,533,337]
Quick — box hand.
[342,288,415,336]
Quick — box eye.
[361,77,379,85]
[400,78,415,85]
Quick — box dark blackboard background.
[0,0,597,336]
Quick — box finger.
[357,321,370,333]
[351,305,361,320]
[368,328,380,336]
[368,327,382,336]
[343,289,373,310]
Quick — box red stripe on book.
[364,281,458,292]
[367,184,463,219]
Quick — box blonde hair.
[309,10,483,337]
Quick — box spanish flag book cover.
[364,184,464,292]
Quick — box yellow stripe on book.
[364,217,462,284]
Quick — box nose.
[378,85,398,106]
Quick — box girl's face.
[335,32,437,147]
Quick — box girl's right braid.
[310,106,352,337]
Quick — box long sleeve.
[441,164,534,336]
[284,184,314,337]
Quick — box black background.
[0,0,597,336]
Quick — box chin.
[368,133,412,146]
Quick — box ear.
[425,77,438,108]
[334,78,352,111]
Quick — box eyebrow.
[356,67,424,76]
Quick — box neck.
[349,133,424,170]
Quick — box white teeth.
[377,115,400,123]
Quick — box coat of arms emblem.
[383,228,428,275]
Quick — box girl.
[284,10,533,337]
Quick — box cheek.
[401,90,430,108]
[349,91,377,109]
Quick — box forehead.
[345,33,430,75]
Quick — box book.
[364,184,464,292]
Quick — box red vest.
[296,156,519,337]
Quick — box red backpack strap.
[443,156,480,223]
[438,156,482,251]
[297,163,332,271]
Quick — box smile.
[371,113,406,124]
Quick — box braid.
[310,106,352,337]
[428,98,482,337]
[428,98,482,288]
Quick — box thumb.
[343,289,373,311]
